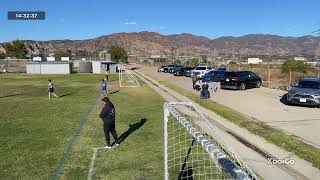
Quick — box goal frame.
[164,102,258,180]
[118,65,141,88]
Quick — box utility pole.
[267,42,271,88]
[317,42,320,78]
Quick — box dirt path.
[132,68,320,180]
[139,67,320,148]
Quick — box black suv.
[221,71,262,90]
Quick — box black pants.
[103,122,118,146]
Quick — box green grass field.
[0,74,164,179]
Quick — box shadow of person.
[59,92,78,98]
[108,90,120,96]
[0,93,22,99]
[115,118,147,145]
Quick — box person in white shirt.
[48,80,59,99]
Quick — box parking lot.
[139,66,320,148]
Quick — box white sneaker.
[104,145,112,149]
[115,143,119,146]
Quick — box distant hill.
[1,31,320,57]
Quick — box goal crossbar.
[164,102,258,180]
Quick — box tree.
[3,40,27,59]
[54,50,71,61]
[185,58,199,66]
[107,46,128,63]
[281,60,313,85]
[174,59,181,65]
[281,60,312,74]
[0,52,5,59]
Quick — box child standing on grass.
[48,80,59,99]
[105,70,109,81]
[101,79,107,96]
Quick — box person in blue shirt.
[101,79,107,96]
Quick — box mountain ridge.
[1,31,320,57]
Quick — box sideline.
[87,147,105,180]
[50,94,100,180]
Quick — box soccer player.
[48,80,59,99]
[99,97,118,148]
[105,70,109,81]
[101,79,107,96]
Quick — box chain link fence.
[228,64,320,91]
[0,59,27,74]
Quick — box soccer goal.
[118,65,141,87]
[164,102,258,180]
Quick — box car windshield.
[294,80,320,89]
[195,67,206,70]
[223,72,237,77]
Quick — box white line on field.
[87,147,108,180]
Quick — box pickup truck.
[191,66,214,78]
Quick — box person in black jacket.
[200,81,210,99]
[99,97,118,148]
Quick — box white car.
[191,66,214,78]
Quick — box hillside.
[1,31,320,57]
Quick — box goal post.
[118,65,141,87]
[164,102,258,180]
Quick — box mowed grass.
[60,79,165,179]
[0,74,165,179]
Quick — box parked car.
[202,68,227,82]
[173,66,186,76]
[158,65,166,72]
[169,65,183,74]
[286,78,320,107]
[163,64,176,73]
[184,67,196,77]
[220,71,262,90]
[191,66,214,78]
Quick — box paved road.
[139,67,320,148]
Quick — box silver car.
[287,78,320,107]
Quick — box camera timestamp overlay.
[8,11,45,20]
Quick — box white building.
[32,56,42,61]
[294,57,307,61]
[61,57,70,61]
[92,61,118,73]
[248,58,262,64]
[46,57,55,61]
[26,62,71,74]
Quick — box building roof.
[26,61,71,64]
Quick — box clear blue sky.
[1,0,320,42]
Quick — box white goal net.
[118,65,141,87]
[164,102,258,180]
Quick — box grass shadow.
[115,118,147,145]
